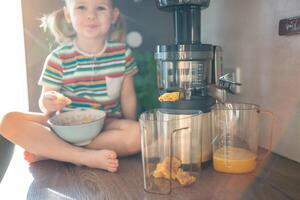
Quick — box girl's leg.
[24,118,141,162]
[86,118,141,157]
[0,112,118,172]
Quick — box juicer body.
[155,44,222,162]
[156,44,223,111]
[154,0,224,163]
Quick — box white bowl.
[48,109,106,146]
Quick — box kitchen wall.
[202,0,300,162]
[21,0,61,111]
[22,0,300,162]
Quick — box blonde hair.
[41,0,126,44]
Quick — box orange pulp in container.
[213,147,257,174]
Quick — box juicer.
[154,0,240,164]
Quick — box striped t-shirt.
[38,41,138,117]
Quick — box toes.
[24,151,35,162]
[24,153,31,161]
[108,166,118,173]
[24,151,30,157]
[107,151,117,159]
[109,160,119,168]
[24,155,32,163]
[107,156,119,172]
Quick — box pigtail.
[109,13,126,43]
[40,8,76,44]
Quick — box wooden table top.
[1,147,300,200]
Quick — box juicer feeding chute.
[156,0,209,44]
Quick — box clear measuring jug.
[139,109,202,194]
[211,103,274,174]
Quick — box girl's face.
[64,0,119,41]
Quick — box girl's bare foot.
[24,149,119,172]
[80,149,119,172]
[23,151,48,163]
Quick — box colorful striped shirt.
[38,41,138,117]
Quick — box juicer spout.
[218,73,242,94]
[208,73,242,104]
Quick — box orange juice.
[213,147,257,174]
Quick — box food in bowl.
[48,109,106,146]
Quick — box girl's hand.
[42,91,72,113]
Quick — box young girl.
[0,0,141,172]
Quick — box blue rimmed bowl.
[48,109,106,146]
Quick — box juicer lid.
[155,43,214,61]
[157,43,213,52]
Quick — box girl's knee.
[1,111,23,124]
[0,112,23,135]
[125,122,141,154]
